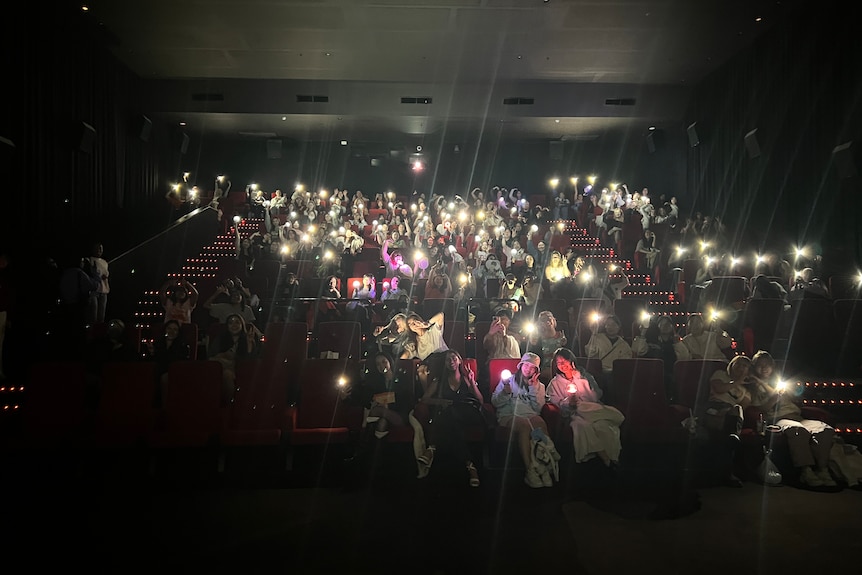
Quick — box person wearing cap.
[491,352,553,487]
[547,347,624,467]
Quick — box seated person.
[676,313,732,361]
[339,351,411,439]
[546,347,624,467]
[373,313,417,360]
[788,267,830,301]
[413,350,485,486]
[526,310,567,379]
[702,355,752,487]
[748,350,836,488]
[483,308,522,362]
[207,314,262,405]
[491,353,557,488]
[380,276,408,303]
[643,315,688,402]
[584,314,647,375]
[203,283,257,326]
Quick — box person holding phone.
[491,352,554,488]
[547,347,624,467]
[483,308,521,362]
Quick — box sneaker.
[524,467,544,488]
[374,430,389,439]
[799,466,824,488]
[815,467,837,487]
[540,468,553,487]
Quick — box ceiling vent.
[296,95,329,103]
[503,97,534,105]
[401,97,433,104]
[604,98,636,106]
[191,93,224,102]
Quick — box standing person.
[88,242,110,324]
[546,347,624,467]
[491,352,557,488]
[160,278,200,325]
[56,255,101,355]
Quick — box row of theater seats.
[3,359,830,482]
[4,348,835,479]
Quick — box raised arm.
[428,312,444,329]
[381,238,392,265]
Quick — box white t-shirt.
[416,322,449,361]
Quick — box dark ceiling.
[80,0,806,143]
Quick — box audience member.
[546,347,624,467]
[144,319,192,403]
[677,314,731,361]
[203,283,257,326]
[160,278,199,325]
[491,352,557,488]
[585,314,646,375]
[87,242,110,324]
[526,310,567,378]
[702,355,752,487]
[340,351,411,440]
[748,350,837,488]
[207,313,262,405]
[413,350,485,487]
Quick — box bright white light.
[233,215,241,224]
[549,178,560,188]
[500,369,512,381]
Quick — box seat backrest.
[262,321,308,367]
[702,276,749,309]
[613,298,651,341]
[423,298,456,319]
[444,320,466,357]
[610,358,667,428]
[741,298,784,354]
[317,321,363,360]
[832,299,862,376]
[673,359,728,411]
[23,361,90,439]
[95,361,157,442]
[537,299,569,325]
[296,360,363,430]
[473,321,492,367]
[229,359,289,430]
[784,298,836,373]
[163,360,224,434]
[575,357,603,380]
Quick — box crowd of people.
[2,175,859,491]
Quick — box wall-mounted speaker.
[137,115,152,142]
[179,133,189,155]
[832,141,858,179]
[266,139,282,159]
[687,122,700,148]
[78,122,96,153]
[744,129,761,159]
